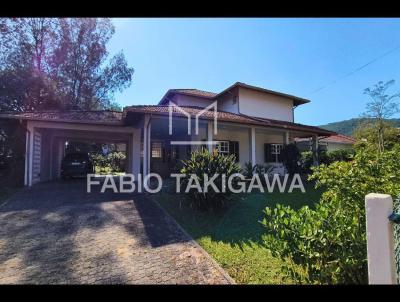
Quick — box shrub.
[180,149,242,210]
[244,161,256,178]
[299,148,355,175]
[0,120,25,187]
[281,143,301,175]
[90,151,126,174]
[107,152,126,172]
[322,149,355,165]
[262,145,400,284]
[299,151,313,175]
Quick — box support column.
[365,193,396,284]
[251,127,256,166]
[130,128,141,177]
[143,115,151,178]
[207,121,213,153]
[285,131,290,145]
[56,138,65,179]
[312,134,318,166]
[27,123,35,187]
[48,131,54,180]
[147,118,151,175]
[24,128,30,186]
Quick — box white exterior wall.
[238,88,294,122]
[218,96,239,113]
[255,131,284,166]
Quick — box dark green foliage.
[0,120,25,187]
[90,151,126,174]
[180,149,242,211]
[300,149,355,175]
[244,162,256,178]
[354,120,400,152]
[263,145,400,284]
[0,18,133,112]
[280,143,301,175]
[323,148,355,163]
[394,197,400,283]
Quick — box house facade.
[0,82,335,186]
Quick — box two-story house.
[0,82,335,186]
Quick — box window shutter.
[162,145,166,163]
[229,141,239,162]
[264,143,272,162]
[277,146,283,163]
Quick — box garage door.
[32,131,42,185]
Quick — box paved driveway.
[0,180,232,284]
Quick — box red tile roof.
[158,88,217,105]
[172,89,217,98]
[158,82,310,106]
[321,134,356,144]
[215,82,310,106]
[295,134,356,144]
[0,106,336,136]
[0,110,125,125]
[124,105,335,136]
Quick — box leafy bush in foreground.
[263,145,400,284]
[180,149,242,211]
[300,148,355,175]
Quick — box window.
[232,96,237,105]
[271,144,282,155]
[151,142,163,158]
[264,143,283,163]
[229,141,240,162]
[171,145,180,160]
[217,141,229,155]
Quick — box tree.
[362,80,400,152]
[0,18,134,112]
[354,119,400,151]
[0,18,59,111]
[51,18,134,110]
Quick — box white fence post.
[365,193,397,284]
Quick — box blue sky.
[108,18,400,126]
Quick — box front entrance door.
[150,140,190,178]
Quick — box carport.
[0,111,142,186]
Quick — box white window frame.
[271,143,283,163]
[217,141,229,156]
[151,142,163,158]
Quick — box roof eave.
[0,114,125,126]
[214,82,311,106]
[124,108,335,136]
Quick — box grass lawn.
[153,180,323,284]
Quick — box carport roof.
[0,107,336,136]
[0,110,125,126]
